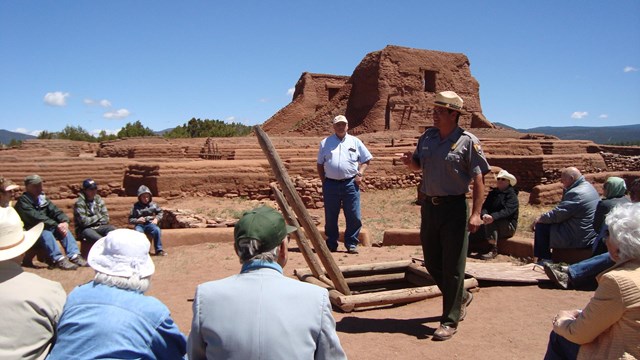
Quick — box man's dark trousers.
[420,197,468,327]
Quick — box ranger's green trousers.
[420,197,468,327]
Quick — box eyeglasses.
[497,178,508,181]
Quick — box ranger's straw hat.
[433,91,467,114]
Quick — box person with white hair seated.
[544,202,640,359]
[47,229,187,359]
[531,167,600,264]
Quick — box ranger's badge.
[473,143,485,157]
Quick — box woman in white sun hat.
[0,207,66,360]
[47,228,187,360]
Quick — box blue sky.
[1,1,638,136]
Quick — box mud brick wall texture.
[1,134,638,210]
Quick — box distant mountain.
[493,123,640,145]
[155,127,174,135]
[0,129,36,144]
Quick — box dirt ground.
[24,189,594,360]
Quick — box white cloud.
[84,98,113,108]
[623,66,638,73]
[14,128,42,136]
[90,128,119,136]
[287,87,295,96]
[258,98,268,103]
[571,111,588,119]
[103,108,131,119]
[225,116,236,122]
[44,91,70,106]
[599,114,608,119]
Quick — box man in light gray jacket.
[532,167,600,263]
[188,206,346,360]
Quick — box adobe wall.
[264,45,493,136]
[529,171,640,205]
[261,73,350,134]
[3,136,638,211]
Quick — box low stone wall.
[3,138,639,210]
[528,171,640,205]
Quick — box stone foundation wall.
[2,138,638,210]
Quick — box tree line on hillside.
[35,118,252,142]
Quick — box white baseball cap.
[332,115,348,124]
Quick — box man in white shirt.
[317,115,373,254]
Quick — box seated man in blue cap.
[188,206,346,360]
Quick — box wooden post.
[254,125,351,295]
[270,182,326,281]
[335,278,479,309]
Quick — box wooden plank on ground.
[464,261,551,284]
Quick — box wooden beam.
[335,260,411,277]
[294,261,410,280]
[254,125,351,295]
[335,278,479,310]
[270,183,325,280]
[344,273,406,287]
[297,272,352,311]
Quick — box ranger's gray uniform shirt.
[412,126,490,196]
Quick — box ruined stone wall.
[265,45,492,136]
[0,156,129,199]
[20,139,99,157]
[261,73,350,134]
[600,152,640,172]
[3,137,639,211]
[529,171,640,205]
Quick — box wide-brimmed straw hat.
[0,207,43,261]
[433,91,467,114]
[496,169,517,187]
[88,229,155,278]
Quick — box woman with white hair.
[544,202,640,359]
[47,229,187,359]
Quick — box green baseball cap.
[234,206,296,252]
[24,174,43,186]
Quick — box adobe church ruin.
[263,45,494,135]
